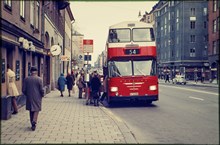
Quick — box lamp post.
[70,20,75,72]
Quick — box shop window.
[15,60,20,81]
[2,59,6,83]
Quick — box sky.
[70,1,158,66]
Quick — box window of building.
[168,12,170,20]
[176,22,179,31]
[35,1,40,29]
[171,1,174,6]
[164,25,167,35]
[190,35,195,43]
[30,1,34,26]
[168,25,170,33]
[190,21,195,29]
[190,48,196,57]
[203,35,208,42]
[218,0,220,8]
[213,41,217,54]
[171,12,174,19]
[203,46,207,56]
[203,7,207,16]
[204,21,207,28]
[176,36,179,44]
[176,9,179,18]
[171,24,174,31]
[213,19,217,32]
[191,8,195,16]
[217,39,219,53]
[4,0,12,10]
[176,49,178,58]
[217,17,219,31]
[213,0,217,12]
[20,0,25,19]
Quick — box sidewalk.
[1,86,137,144]
[159,79,218,88]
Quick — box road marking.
[159,84,218,96]
[189,96,204,101]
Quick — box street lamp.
[71,20,75,72]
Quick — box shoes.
[12,111,18,115]
[69,95,71,97]
[60,94,64,97]
[31,121,36,131]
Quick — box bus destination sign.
[125,49,140,55]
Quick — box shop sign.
[60,55,70,61]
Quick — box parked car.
[172,75,186,85]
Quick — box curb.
[99,105,138,144]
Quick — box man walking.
[22,66,44,131]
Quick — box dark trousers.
[29,111,39,125]
[78,88,83,98]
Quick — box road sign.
[78,53,84,61]
[84,55,91,61]
[83,39,93,53]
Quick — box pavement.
[159,79,219,88]
[1,85,137,144]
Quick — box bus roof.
[109,21,153,29]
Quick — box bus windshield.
[108,59,156,77]
[133,28,155,42]
[108,29,130,43]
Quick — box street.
[103,82,219,144]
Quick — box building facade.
[208,0,219,84]
[1,1,74,118]
[1,0,46,98]
[72,31,84,70]
[43,1,69,90]
[153,1,209,81]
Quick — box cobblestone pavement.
[1,86,137,144]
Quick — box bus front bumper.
[108,95,158,102]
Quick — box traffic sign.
[84,55,91,61]
[83,39,93,53]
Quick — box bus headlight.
[149,85,157,91]
[110,87,118,92]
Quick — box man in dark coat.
[22,66,44,131]
[66,73,74,97]
[90,71,101,106]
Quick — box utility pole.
[70,20,75,72]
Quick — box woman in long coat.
[6,65,19,114]
[66,73,74,97]
[58,73,66,97]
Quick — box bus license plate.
[130,92,138,96]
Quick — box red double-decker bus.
[103,21,158,105]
